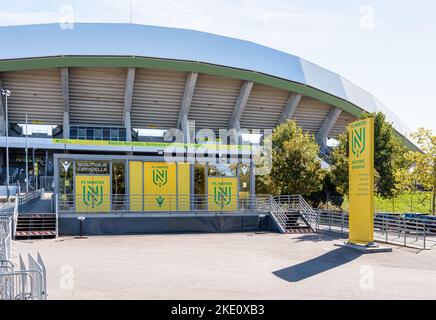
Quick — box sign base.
[334,241,392,253]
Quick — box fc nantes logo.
[351,127,366,157]
[82,185,103,208]
[214,186,232,209]
[152,167,168,187]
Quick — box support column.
[316,106,343,152]
[61,68,70,139]
[123,68,136,141]
[0,75,6,136]
[250,158,256,210]
[278,93,303,124]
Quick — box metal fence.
[0,197,48,300]
[313,209,432,249]
[0,215,12,261]
[0,253,47,300]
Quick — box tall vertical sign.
[348,118,375,245]
[129,161,143,211]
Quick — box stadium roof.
[0,23,414,148]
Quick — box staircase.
[266,195,318,234]
[15,214,57,239]
[14,191,57,240]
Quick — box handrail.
[272,195,318,232]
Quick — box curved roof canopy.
[0,23,412,147]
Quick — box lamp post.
[25,114,29,194]
[1,88,10,202]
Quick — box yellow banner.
[75,175,111,213]
[129,161,143,211]
[144,162,177,211]
[208,178,238,211]
[177,163,191,211]
[348,118,375,244]
[52,138,252,151]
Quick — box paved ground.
[10,232,436,300]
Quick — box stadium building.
[0,23,413,237]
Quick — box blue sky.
[1,0,435,134]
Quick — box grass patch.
[341,192,434,214]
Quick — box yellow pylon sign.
[348,118,375,245]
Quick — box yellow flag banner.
[129,161,143,211]
[208,177,238,211]
[143,162,177,211]
[75,175,111,213]
[348,118,375,244]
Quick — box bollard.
[77,216,86,239]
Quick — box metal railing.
[314,209,431,249]
[273,195,318,232]
[57,194,266,214]
[17,188,44,213]
[55,193,320,233]
[265,196,289,233]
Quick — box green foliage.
[255,120,326,196]
[341,192,433,214]
[400,128,436,214]
[329,112,407,198]
[310,174,344,208]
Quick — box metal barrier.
[0,206,48,300]
[314,209,430,249]
[0,253,47,300]
[0,215,12,261]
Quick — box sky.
[1,0,435,135]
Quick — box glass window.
[103,128,110,140]
[70,127,77,139]
[119,128,126,141]
[86,128,94,140]
[239,163,250,193]
[77,127,86,140]
[95,128,103,140]
[110,129,119,141]
[59,159,73,193]
[112,161,125,195]
[208,164,237,177]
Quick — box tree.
[403,128,436,214]
[330,112,407,198]
[256,120,326,196]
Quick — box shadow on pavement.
[294,232,347,243]
[273,247,362,282]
